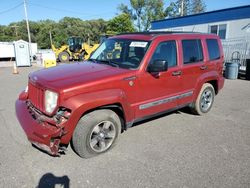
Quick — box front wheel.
[72,109,121,158]
[58,51,70,63]
[191,83,215,115]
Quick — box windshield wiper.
[97,60,120,68]
[88,58,97,63]
[89,58,119,68]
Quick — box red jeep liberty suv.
[16,32,225,158]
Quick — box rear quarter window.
[182,39,204,64]
[206,39,220,60]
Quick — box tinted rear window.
[182,39,203,64]
[206,39,220,60]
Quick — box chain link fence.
[222,37,250,72]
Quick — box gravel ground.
[0,66,249,188]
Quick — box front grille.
[28,82,44,112]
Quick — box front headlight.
[45,90,58,114]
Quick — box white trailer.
[0,40,38,59]
[0,42,15,58]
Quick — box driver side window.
[150,41,177,68]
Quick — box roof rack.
[117,31,200,36]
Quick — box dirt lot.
[0,66,249,188]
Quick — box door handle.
[123,76,137,81]
[172,70,182,76]
[200,65,208,70]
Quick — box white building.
[151,5,250,69]
[151,5,250,39]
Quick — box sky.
[0,0,249,25]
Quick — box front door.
[135,40,182,119]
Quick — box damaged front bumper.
[15,95,69,156]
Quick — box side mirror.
[148,60,168,73]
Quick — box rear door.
[178,38,207,105]
[135,40,183,119]
[205,38,223,76]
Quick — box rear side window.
[182,39,203,64]
[206,39,220,60]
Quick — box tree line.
[0,18,109,49]
[119,0,206,31]
[0,0,206,49]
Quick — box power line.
[29,2,91,15]
[28,2,115,18]
[0,2,23,15]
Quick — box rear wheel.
[72,109,121,158]
[58,51,70,63]
[191,83,215,115]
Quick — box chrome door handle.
[200,65,207,70]
[172,70,182,76]
[123,76,137,81]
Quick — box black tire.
[58,51,70,63]
[191,83,215,115]
[72,109,121,158]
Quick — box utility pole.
[181,0,184,16]
[10,25,19,39]
[23,0,32,62]
[49,31,53,47]
[87,33,90,45]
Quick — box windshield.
[90,38,150,69]
[68,37,82,46]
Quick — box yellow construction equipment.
[44,59,57,68]
[51,36,99,63]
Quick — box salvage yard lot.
[0,66,249,188]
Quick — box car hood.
[29,62,131,92]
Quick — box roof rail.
[117,31,200,36]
